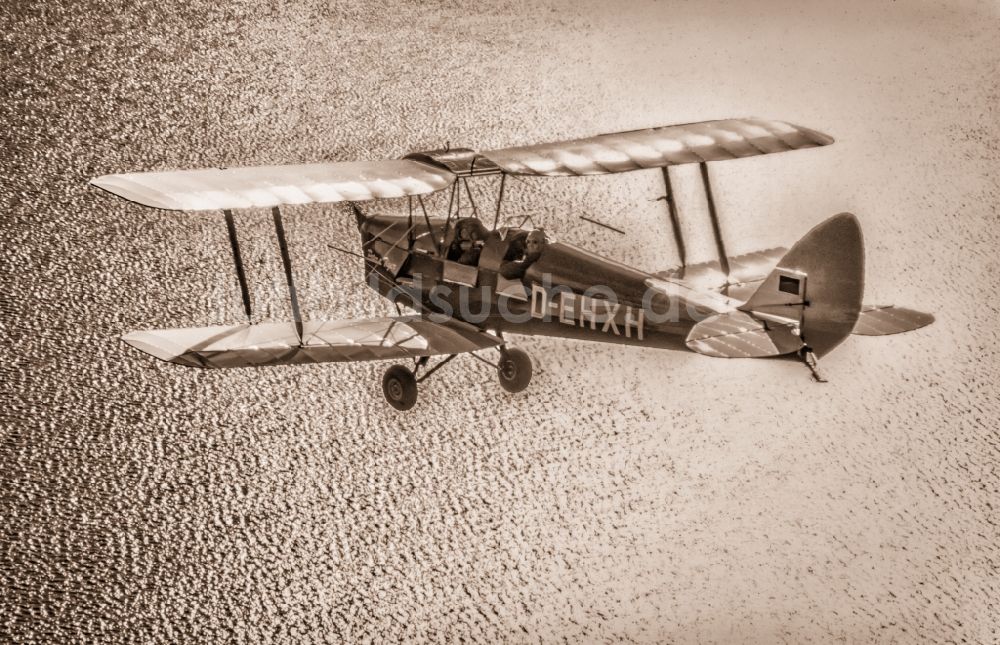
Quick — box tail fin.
[739,212,865,358]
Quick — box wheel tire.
[382,364,418,411]
[497,347,532,393]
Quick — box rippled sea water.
[2,1,998,642]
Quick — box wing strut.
[442,182,457,247]
[407,196,414,249]
[223,209,253,324]
[271,206,303,344]
[416,195,440,254]
[700,162,731,283]
[462,178,480,217]
[660,167,687,278]
[492,173,506,230]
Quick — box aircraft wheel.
[497,347,532,393]
[382,364,418,411]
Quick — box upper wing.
[91,118,831,209]
[480,118,833,176]
[90,159,455,211]
[122,316,501,368]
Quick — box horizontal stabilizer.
[657,247,787,292]
[686,310,803,358]
[853,305,934,336]
[482,118,833,177]
[91,160,455,211]
[122,317,501,368]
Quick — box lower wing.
[122,316,502,368]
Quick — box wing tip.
[122,330,190,365]
[746,116,835,146]
[800,125,835,146]
[90,174,187,211]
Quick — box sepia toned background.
[2,0,998,642]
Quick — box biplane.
[91,118,933,410]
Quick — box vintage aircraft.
[91,118,933,410]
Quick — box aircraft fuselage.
[358,215,734,352]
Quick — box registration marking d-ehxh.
[530,284,643,340]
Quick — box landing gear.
[379,345,532,410]
[497,347,532,393]
[382,364,418,411]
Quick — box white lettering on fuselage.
[530,286,643,340]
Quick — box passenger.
[499,228,546,280]
[447,218,488,265]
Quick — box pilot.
[447,218,488,265]
[499,228,546,280]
